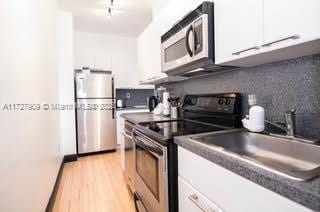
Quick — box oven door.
[133,129,168,212]
[161,14,210,73]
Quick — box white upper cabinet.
[215,0,320,67]
[137,20,165,83]
[155,0,210,35]
[262,0,320,51]
[215,0,263,66]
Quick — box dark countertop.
[116,106,149,111]
[175,133,320,211]
[120,112,179,124]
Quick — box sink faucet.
[284,109,296,137]
[266,109,319,144]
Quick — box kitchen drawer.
[179,176,223,212]
[178,147,310,212]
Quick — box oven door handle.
[135,138,163,157]
[134,192,148,212]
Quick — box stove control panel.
[183,93,241,115]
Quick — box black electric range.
[133,93,242,212]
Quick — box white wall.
[58,12,77,155]
[74,31,141,88]
[0,1,71,211]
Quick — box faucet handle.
[285,108,296,121]
[285,108,296,115]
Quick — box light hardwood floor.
[53,151,135,212]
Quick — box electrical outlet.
[58,142,63,155]
[126,92,131,99]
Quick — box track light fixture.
[107,0,114,17]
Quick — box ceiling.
[61,0,153,37]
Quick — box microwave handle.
[193,28,199,53]
[185,25,193,57]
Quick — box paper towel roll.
[163,92,170,103]
[163,92,170,116]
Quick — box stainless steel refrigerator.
[75,70,116,154]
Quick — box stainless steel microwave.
[161,2,230,77]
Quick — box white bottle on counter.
[242,95,265,132]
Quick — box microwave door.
[161,23,194,72]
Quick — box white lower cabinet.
[116,109,148,171]
[178,147,311,212]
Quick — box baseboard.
[45,160,64,212]
[63,154,78,163]
[45,154,78,212]
[77,149,116,157]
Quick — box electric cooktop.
[139,120,227,138]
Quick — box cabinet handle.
[188,194,216,212]
[262,34,300,47]
[232,46,260,55]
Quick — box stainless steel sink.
[190,130,320,181]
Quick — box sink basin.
[190,130,320,181]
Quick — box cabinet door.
[137,21,166,82]
[214,0,263,66]
[116,110,149,170]
[116,114,125,170]
[263,0,320,50]
[179,176,223,212]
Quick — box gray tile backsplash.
[161,54,320,139]
[116,89,154,107]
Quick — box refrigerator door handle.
[76,77,87,98]
[112,77,115,119]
